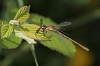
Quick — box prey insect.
[36,18,89,51]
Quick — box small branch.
[17,0,24,7]
[29,44,39,66]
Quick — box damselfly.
[36,18,89,51]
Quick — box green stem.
[17,0,24,7]
[29,44,39,66]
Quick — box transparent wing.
[58,22,71,27]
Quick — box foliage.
[0,5,76,60]
[13,6,30,24]
[1,24,13,39]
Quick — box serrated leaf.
[0,21,8,33]
[13,6,30,24]
[20,24,50,41]
[0,34,22,49]
[41,31,76,60]
[1,24,13,38]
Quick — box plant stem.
[17,0,24,7]
[30,44,39,66]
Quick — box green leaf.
[20,24,50,41]
[41,31,76,60]
[13,6,30,24]
[1,24,13,38]
[0,34,22,49]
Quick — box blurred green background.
[0,0,100,66]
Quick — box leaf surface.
[41,31,76,60]
[1,24,13,38]
[14,6,30,24]
[0,34,22,49]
